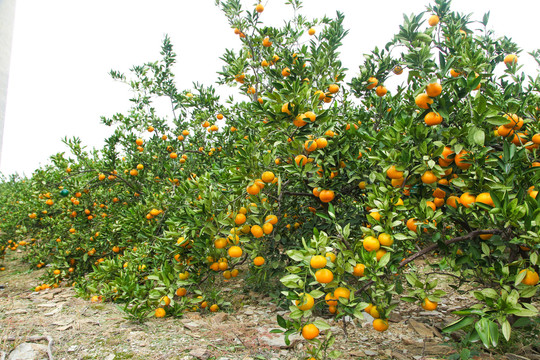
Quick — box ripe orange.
[315,138,328,149]
[373,319,389,332]
[428,14,439,26]
[265,214,278,225]
[295,155,308,166]
[251,225,264,238]
[328,84,339,93]
[476,192,494,207]
[369,211,381,221]
[386,165,404,179]
[210,304,219,312]
[334,287,350,300]
[282,67,291,77]
[422,298,438,311]
[304,140,317,152]
[375,249,387,261]
[421,170,437,184]
[446,195,460,208]
[155,308,166,318]
[366,77,378,90]
[450,68,461,77]
[246,184,261,195]
[262,222,273,234]
[302,324,319,340]
[262,37,272,47]
[459,192,476,208]
[315,269,334,283]
[228,246,242,258]
[353,263,366,276]
[454,150,471,169]
[406,218,417,232]
[504,54,517,66]
[310,255,327,269]
[424,112,442,126]
[234,213,246,225]
[375,85,387,97]
[520,269,539,285]
[176,288,187,296]
[135,138,143,146]
[426,82,442,97]
[363,236,380,252]
[253,256,265,266]
[415,93,433,109]
[308,28,315,36]
[296,293,315,311]
[378,233,393,247]
[319,190,335,203]
[393,66,403,75]
[261,171,275,183]
[256,3,264,12]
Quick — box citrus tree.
[0,0,538,358]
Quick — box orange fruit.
[176,288,187,296]
[406,218,417,232]
[261,171,275,183]
[328,84,339,93]
[363,236,380,252]
[504,54,517,66]
[296,293,315,310]
[319,190,335,203]
[251,225,264,238]
[520,269,539,286]
[424,112,442,126]
[422,298,438,311]
[295,155,308,166]
[310,255,327,269]
[304,140,318,152]
[246,184,261,195]
[378,233,393,247]
[302,324,319,340]
[353,263,366,277]
[315,138,328,149]
[210,304,219,312]
[253,256,265,266]
[375,249,387,261]
[415,93,433,109]
[446,196,460,208]
[155,308,166,318]
[386,165,404,179]
[315,269,334,283]
[234,213,246,225]
[459,192,476,208]
[262,222,273,234]
[265,214,278,225]
[373,319,389,332]
[426,82,442,97]
[228,246,243,258]
[308,28,315,35]
[334,287,350,300]
[325,293,338,306]
[282,67,291,77]
[476,192,494,207]
[450,68,461,77]
[375,85,387,97]
[454,150,471,169]
[421,170,438,184]
[255,3,264,12]
[366,77,378,90]
[369,211,381,221]
[428,15,439,26]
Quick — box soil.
[0,251,538,360]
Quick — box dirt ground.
[0,251,537,360]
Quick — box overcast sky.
[3,0,539,177]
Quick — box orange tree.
[0,0,538,357]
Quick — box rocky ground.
[0,251,538,360]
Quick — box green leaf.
[313,319,331,331]
[501,319,511,341]
[443,316,475,333]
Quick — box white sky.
[3,0,539,176]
